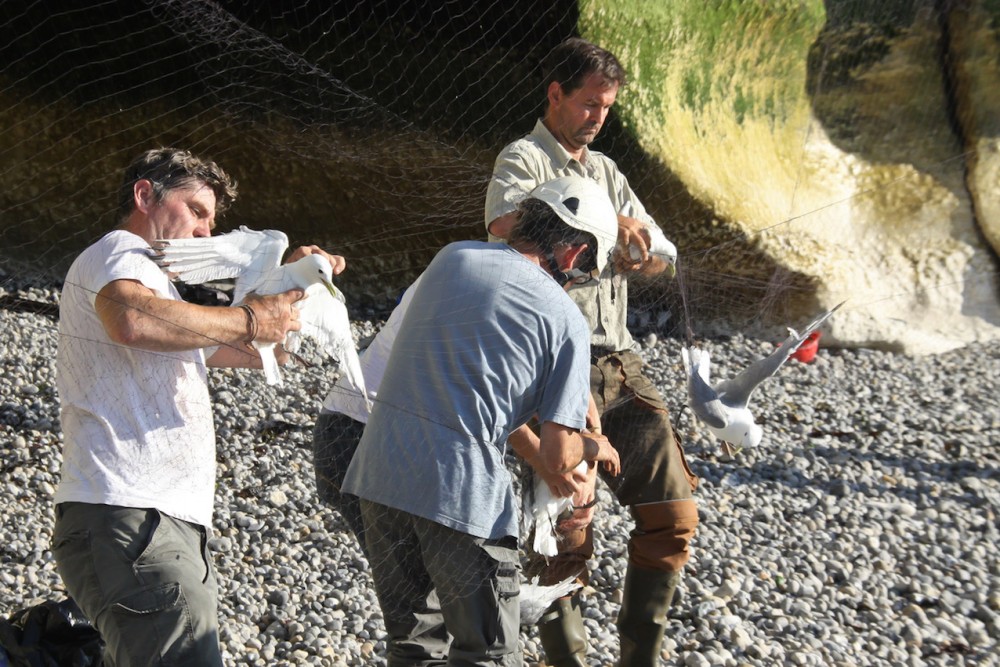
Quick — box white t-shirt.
[319,275,422,423]
[55,230,217,528]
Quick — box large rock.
[582,0,1000,352]
[0,1,997,350]
[949,3,1000,257]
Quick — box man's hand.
[243,289,304,344]
[286,245,347,276]
[584,431,621,476]
[614,215,649,273]
[613,215,675,277]
[556,463,598,533]
[540,459,590,499]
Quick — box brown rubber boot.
[616,566,680,666]
[537,595,589,666]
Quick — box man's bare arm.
[538,421,620,478]
[96,279,301,358]
[510,423,590,498]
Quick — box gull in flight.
[152,226,366,397]
[521,460,589,558]
[682,302,844,455]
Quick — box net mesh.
[0,1,994,664]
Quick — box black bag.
[0,598,103,667]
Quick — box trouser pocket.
[480,540,522,662]
[52,504,217,667]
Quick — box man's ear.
[559,242,590,273]
[546,80,563,109]
[133,179,155,213]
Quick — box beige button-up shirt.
[485,119,664,352]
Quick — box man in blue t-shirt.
[343,176,622,665]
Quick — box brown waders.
[530,350,700,666]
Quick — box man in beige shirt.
[485,38,699,667]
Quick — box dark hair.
[509,197,598,273]
[117,147,238,222]
[542,37,626,100]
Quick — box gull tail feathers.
[255,343,284,386]
[532,516,560,558]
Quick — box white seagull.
[682,301,844,454]
[152,226,366,397]
[521,460,589,558]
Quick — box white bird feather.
[519,575,581,626]
[682,302,844,451]
[152,226,366,400]
[620,201,677,273]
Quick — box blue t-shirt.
[343,241,591,539]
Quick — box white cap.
[528,176,619,275]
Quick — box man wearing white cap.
[344,176,621,665]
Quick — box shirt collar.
[532,118,590,170]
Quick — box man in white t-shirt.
[52,147,345,666]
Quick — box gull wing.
[714,345,793,409]
[715,301,844,407]
[153,227,288,301]
[291,283,369,407]
[520,576,582,627]
[682,347,729,430]
[793,301,844,344]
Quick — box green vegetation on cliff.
[579,0,824,132]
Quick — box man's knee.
[628,499,699,572]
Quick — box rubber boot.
[616,566,680,667]
[537,595,588,667]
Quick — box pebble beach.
[1,271,998,666]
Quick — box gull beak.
[324,280,343,302]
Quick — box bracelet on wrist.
[239,304,258,345]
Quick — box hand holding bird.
[522,460,590,558]
[152,226,366,399]
[619,201,678,277]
